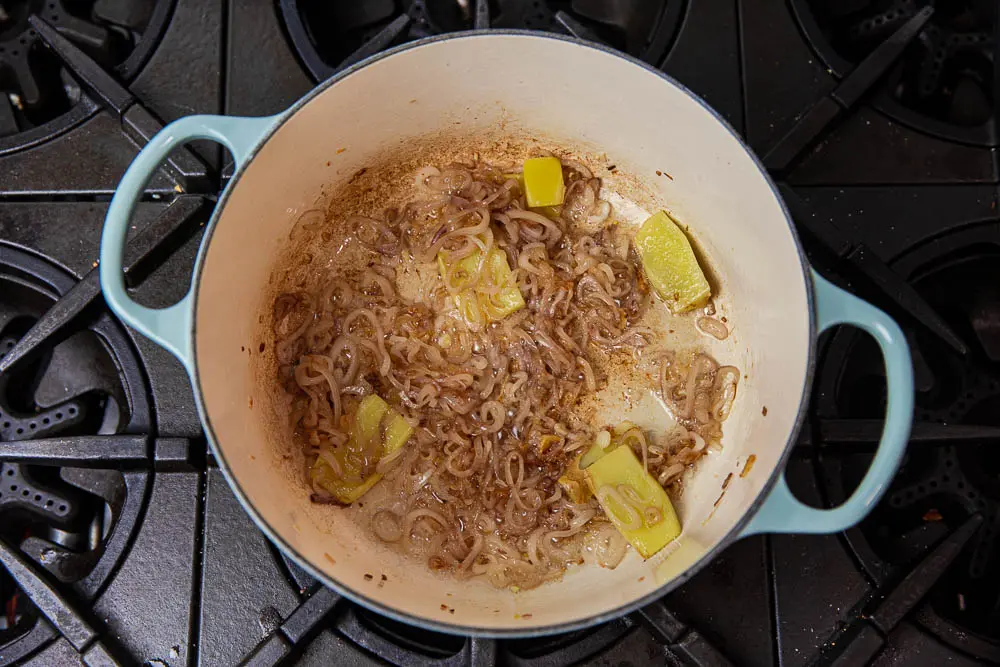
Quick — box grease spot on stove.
[258,605,282,634]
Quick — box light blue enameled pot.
[98,32,914,636]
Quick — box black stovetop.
[0,1,997,665]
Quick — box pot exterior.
[100,32,912,635]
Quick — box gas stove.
[0,1,996,665]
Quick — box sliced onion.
[372,510,403,542]
[696,316,729,340]
[658,463,686,486]
[596,486,642,531]
[713,366,740,421]
[644,505,663,527]
[586,524,627,569]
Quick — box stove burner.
[279,0,684,82]
[0,245,151,665]
[241,550,729,665]
[0,0,173,148]
[813,221,1000,659]
[793,0,998,146]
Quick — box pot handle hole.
[100,114,279,371]
[741,270,914,536]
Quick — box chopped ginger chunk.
[634,210,711,313]
[523,157,565,208]
[586,445,682,558]
[310,395,413,504]
[438,246,525,330]
[558,453,591,504]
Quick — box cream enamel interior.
[192,34,811,633]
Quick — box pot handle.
[741,270,914,536]
[100,114,278,371]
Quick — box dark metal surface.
[741,0,998,185]
[792,0,998,147]
[0,0,222,195]
[554,10,604,44]
[0,196,210,376]
[636,601,734,666]
[338,14,412,71]
[474,0,491,31]
[29,15,212,193]
[240,587,341,666]
[199,470,301,667]
[279,0,686,83]
[779,183,967,355]
[0,436,147,466]
[87,471,200,666]
[809,212,1000,661]
[0,0,173,149]
[820,515,983,665]
[0,538,119,666]
[764,7,934,173]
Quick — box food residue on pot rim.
[740,455,757,478]
[711,473,734,510]
[255,131,747,594]
[702,469,738,526]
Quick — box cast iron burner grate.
[792,0,998,146]
[0,0,173,149]
[0,244,152,666]
[228,548,732,665]
[279,0,684,82]
[811,221,1000,661]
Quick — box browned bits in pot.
[740,455,757,478]
[272,151,743,591]
[762,406,768,416]
[364,573,374,581]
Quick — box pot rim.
[189,29,817,638]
